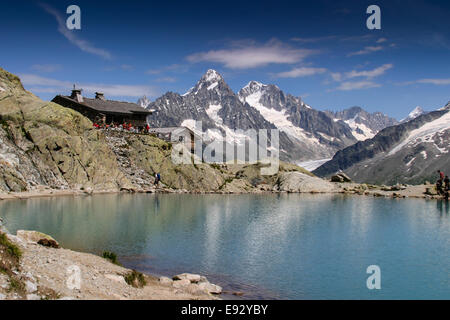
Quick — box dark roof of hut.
[55,95,152,115]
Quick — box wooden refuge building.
[52,89,152,127]
[149,127,196,152]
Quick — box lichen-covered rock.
[331,172,352,183]
[0,67,131,192]
[0,67,325,194]
[173,273,202,283]
[276,172,338,193]
[198,282,222,295]
[16,230,58,245]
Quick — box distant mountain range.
[400,106,426,123]
[314,102,450,185]
[139,70,397,163]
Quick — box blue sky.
[1,0,449,119]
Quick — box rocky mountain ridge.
[314,106,450,185]
[0,67,329,194]
[144,70,398,162]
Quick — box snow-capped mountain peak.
[202,69,223,83]
[327,106,398,141]
[440,101,450,111]
[144,70,399,163]
[137,95,151,108]
[401,106,425,123]
[241,81,267,94]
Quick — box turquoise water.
[1,193,449,299]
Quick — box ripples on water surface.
[1,194,449,299]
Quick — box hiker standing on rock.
[438,170,445,181]
[154,173,161,187]
[436,171,446,196]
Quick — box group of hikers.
[436,170,450,199]
[92,121,151,134]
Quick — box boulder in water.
[37,238,60,248]
[331,172,352,183]
[173,273,202,283]
[16,230,59,247]
[198,282,222,295]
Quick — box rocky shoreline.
[0,229,225,300]
[1,178,445,301]
[0,180,446,201]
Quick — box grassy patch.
[124,270,146,288]
[219,177,235,190]
[0,231,25,295]
[7,277,25,293]
[0,232,22,260]
[102,251,121,266]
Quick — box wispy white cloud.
[146,64,188,75]
[102,64,135,72]
[291,36,338,43]
[20,74,158,98]
[328,64,393,91]
[186,40,316,69]
[40,3,112,60]
[417,78,450,85]
[330,72,343,82]
[31,64,62,73]
[155,77,177,83]
[347,46,383,56]
[275,67,327,78]
[330,64,393,82]
[334,81,381,91]
[376,38,388,44]
[291,34,373,43]
[399,78,450,86]
[345,64,393,79]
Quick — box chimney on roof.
[95,92,105,100]
[71,85,83,103]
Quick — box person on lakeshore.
[438,170,444,180]
[154,172,161,187]
[436,179,444,195]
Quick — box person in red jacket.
[438,170,445,180]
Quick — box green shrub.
[102,251,120,265]
[0,232,22,260]
[124,270,146,288]
[8,277,25,293]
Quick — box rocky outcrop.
[16,230,58,246]
[0,229,217,300]
[147,71,359,163]
[0,67,332,195]
[331,172,352,183]
[0,67,131,192]
[105,130,226,192]
[169,273,222,295]
[275,172,338,193]
[326,106,398,140]
[314,108,450,185]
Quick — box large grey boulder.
[276,172,338,193]
[331,172,352,183]
[198,282,222,295]
[173,273,203,283]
